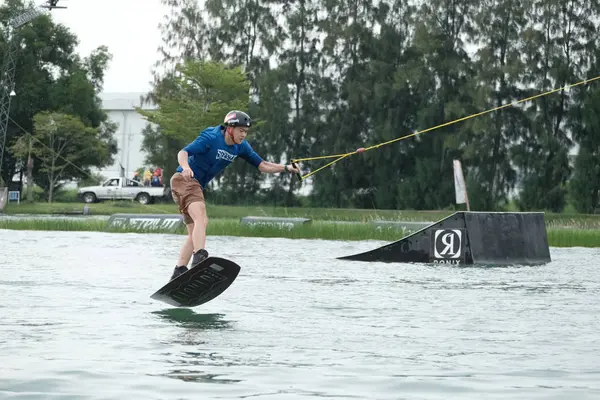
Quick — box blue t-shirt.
[176,125,264,188]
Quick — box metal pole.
[0,26,19,183]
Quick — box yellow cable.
[292,75,600,179]
[300,154,350,181]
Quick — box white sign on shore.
[453,159,470,211]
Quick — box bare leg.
[177,222,195,266]
[186,201,209,252]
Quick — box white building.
[96,92,158,179]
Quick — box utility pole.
[27,136,33,202]
[0,1,66,185]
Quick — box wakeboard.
[150,256,241,307]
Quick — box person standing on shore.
[168,110,300,281]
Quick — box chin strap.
[225,127,237,144]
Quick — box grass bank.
[0,217,406,241]
[0,217,599,247]
[2,201,451,222]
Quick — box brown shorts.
[170,172,205,225]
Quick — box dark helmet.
[223,110,252,127]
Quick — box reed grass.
[0,218,406,241]
[1,217,598,247]
[545,228,600,248]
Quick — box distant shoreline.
[1,211,599,248]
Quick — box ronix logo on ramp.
[431,229,465,264]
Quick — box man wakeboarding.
[168,110,301,281]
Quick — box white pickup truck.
[78,177,167,204]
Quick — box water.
[0,214,110,221]
[1,229,599,400]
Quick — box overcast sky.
[51,0,167,94]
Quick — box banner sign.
[107,213,184,232]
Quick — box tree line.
[141,0,600,213]
[1,0,599,213]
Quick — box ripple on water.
[1,230,600,399]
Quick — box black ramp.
[150,257,241,307]
[464,212,551,265]
[338,212,471,264]
[338,212,551,266]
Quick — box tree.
[11,112,114,202]
[136,60,252,193]
[446,0,528,211]
[137,60,251,143]
[389,0,478,210]
[568,85,600,213]
[146,0,292,206]
[513,0,600,212]
[0,0,117,192]
[142,0,600,211]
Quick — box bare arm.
[178,150,195,179]
[178,150,190,169]
[258,161,285,173]
[258,161,299,174]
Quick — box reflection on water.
[161,369,242,383]
[151,309,241,384]
[0,214,110,221]
[152,309,234,330]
